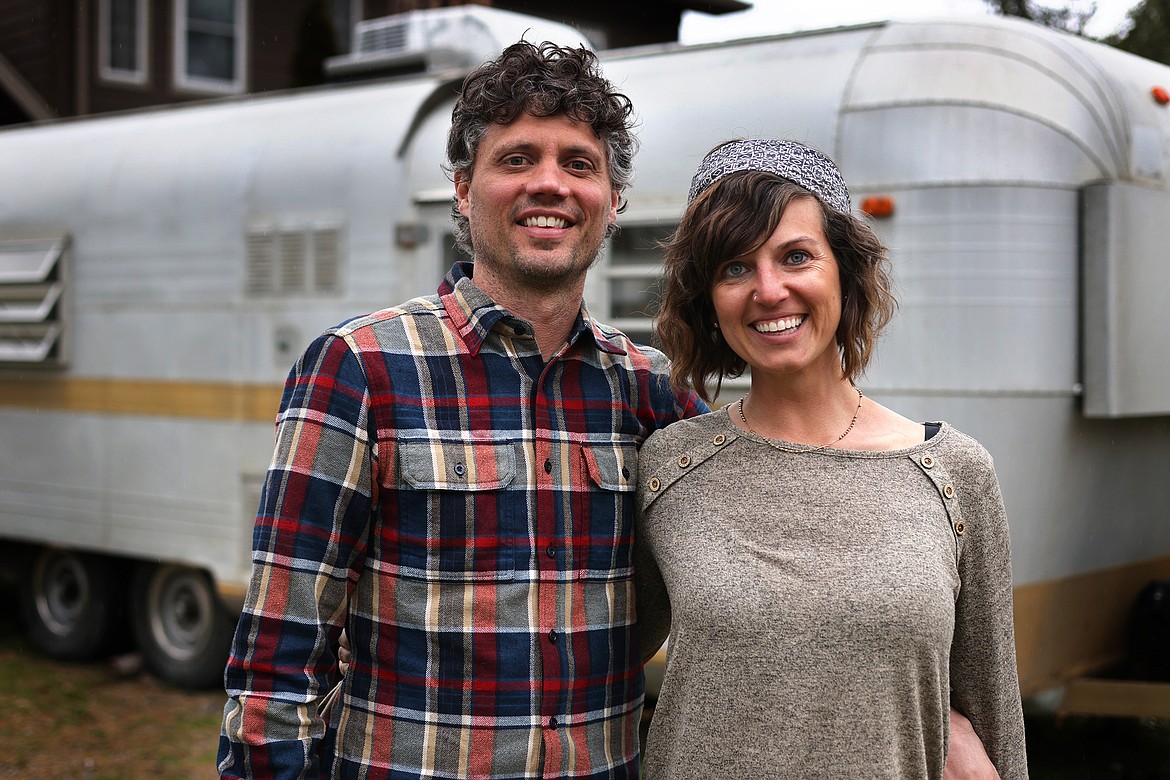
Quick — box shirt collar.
[438,262,629,357]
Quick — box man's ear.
[455,171,471,219]
[608,189,619,225]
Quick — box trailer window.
[245,224,343,297]
[0,234,69,367]
[603,223,673,349]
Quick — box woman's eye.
[787,250,810,266]
[721,262,748,278]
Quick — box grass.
[0,590,224,779]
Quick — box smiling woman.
[633,138,1027,779]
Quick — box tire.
[131,564,235,689]
[19,548,123,660]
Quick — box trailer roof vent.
[325,7,590,82]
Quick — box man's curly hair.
[447,41,637,254]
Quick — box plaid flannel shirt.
[219,262,705,779]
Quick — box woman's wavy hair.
[656,171,896,402]
[446,41,637,255]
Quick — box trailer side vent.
[245,224,343,297]
[279,232,307,293]
[0,233,69,368]
[313,229,341,293]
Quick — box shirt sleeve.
[218,331,377,779]
[949,444,1029,779]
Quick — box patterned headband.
[687,139,851,213]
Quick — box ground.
[2,582,1169,778]
[0,592,223,779]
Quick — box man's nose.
[525,159,571,198]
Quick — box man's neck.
[473,266,587,361]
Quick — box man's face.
[455,112,620,296]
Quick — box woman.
[634,139,1027,778]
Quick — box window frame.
[98,0,149,86]
[173,0,248,95]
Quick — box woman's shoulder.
[928,423,997,475]
[642,409,731,460]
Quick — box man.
[218,41,704,779]
[219,39,998,780]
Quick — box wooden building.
[0,0,748,126]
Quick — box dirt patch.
[0,592,224,779]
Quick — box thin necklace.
[737,386,863,452]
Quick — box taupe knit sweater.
[635,408,1027,779]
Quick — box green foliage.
[1106,0,1170,65]
[983,0,1170,62]
[981,0,1099,36]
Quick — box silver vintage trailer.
[1,10,1167,696]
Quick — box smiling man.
[217,42,706,780]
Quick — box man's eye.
[506,156,527,166]
[568,160,590,171]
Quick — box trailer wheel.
[131,564,234,689]
[20,549,122,659]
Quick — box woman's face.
[710,196,843,382]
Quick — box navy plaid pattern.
[219,262,705,779]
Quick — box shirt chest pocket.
[574,441,638,580]
[393,438,519,580]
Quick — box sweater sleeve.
[634,434,673,663]
[949,444,1029,779]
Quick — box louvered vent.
[245,223,343,297]
[313,229,341,293]
[0,233,70,367]
[358,20,408,53]
[244,230,275,295]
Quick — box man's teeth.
[754,316,803,333]
[524,216,567,228]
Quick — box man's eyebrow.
[488,141,603,160]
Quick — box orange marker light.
[860,195,895,218]
[1152,86,1170,105]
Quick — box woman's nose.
[752,264,788,304]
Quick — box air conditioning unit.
[324,7,591,80]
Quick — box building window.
[99,0,148,84]
[174,0,246,94]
